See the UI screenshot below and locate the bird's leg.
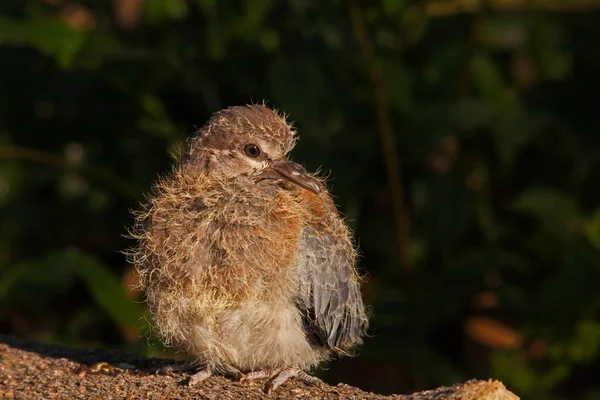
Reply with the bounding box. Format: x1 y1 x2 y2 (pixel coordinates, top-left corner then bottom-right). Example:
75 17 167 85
188 367 212 386
266 369 322 393
240 368 280 382
188 364 243 386
156 362 199 376
242 368 323 393
219 364 244 380
156 362 242 386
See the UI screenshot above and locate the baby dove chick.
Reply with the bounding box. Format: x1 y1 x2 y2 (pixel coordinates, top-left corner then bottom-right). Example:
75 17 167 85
131 104 369 393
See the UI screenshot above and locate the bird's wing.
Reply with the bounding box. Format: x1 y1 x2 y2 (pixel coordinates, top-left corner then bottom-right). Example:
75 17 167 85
296 194 368 350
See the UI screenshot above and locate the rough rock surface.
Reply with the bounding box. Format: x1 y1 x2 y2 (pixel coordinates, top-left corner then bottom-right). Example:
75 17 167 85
0 335 518 399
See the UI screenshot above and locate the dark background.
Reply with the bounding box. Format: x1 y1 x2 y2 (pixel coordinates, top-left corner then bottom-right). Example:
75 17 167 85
1 1 600 399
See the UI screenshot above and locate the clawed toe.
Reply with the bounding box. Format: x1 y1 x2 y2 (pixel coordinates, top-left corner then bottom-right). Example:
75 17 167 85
241 368 322 393
265 368 322 394
188 368 212 386
294 371 323 388
187 364 243 386
220 364 244 381
157 363 320 393
156 362 198 376
240 368 279 382
156 363 243 387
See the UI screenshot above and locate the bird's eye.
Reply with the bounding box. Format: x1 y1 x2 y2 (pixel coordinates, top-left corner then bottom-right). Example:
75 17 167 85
244 144 261 158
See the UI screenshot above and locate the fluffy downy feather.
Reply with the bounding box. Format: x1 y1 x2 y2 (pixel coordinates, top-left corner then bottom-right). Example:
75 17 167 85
129 104 368 380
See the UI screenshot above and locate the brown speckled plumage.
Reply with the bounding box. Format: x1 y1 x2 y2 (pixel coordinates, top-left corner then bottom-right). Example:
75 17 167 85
130 104 368 392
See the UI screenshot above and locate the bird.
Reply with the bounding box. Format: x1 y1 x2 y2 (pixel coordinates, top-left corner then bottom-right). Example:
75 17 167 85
130 104 369 393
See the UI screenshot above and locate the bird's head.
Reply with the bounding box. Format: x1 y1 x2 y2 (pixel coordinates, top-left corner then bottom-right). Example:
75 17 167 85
184 104 321 194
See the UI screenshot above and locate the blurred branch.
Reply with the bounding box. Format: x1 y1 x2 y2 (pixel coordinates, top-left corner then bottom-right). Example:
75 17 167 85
426 0 600 16
348 2 413 272
0 145 139 201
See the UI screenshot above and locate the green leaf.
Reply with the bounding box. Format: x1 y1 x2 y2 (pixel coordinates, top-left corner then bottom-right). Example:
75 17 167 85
0 253 77 308
145 0 188 22
138 94 184 142
382 0 405 15
191 0 217 14
470 54 505 102
259 29 279 51
584 207 600 250
402 6 427 44
491 351 539 396
529 16 572 81
0 248 141 332
568 319 600 363
491 103 548 171
74 249 142 331
242 0 274 28
510 187 581 238
0 15 86 67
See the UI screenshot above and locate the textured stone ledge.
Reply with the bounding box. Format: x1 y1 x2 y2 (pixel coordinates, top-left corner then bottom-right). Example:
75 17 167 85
0 335 518 399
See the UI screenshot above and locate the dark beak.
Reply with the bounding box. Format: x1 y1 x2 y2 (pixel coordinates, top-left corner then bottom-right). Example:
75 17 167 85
271 161 321 194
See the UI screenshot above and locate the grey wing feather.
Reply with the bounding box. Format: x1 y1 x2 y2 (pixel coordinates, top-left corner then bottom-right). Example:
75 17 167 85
297 225 368 350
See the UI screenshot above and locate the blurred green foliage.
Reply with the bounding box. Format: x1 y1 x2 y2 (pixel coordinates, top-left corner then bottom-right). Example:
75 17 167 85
1 0 600 398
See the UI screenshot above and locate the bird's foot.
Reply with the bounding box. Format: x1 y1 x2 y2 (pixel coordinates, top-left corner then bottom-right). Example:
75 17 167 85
241 368 323 394
188 364 243 386
156 361 198 376
188 367 212 386
156 362 242 386
239 368 279 381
